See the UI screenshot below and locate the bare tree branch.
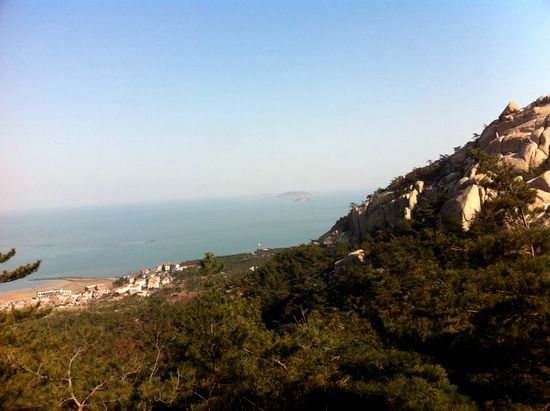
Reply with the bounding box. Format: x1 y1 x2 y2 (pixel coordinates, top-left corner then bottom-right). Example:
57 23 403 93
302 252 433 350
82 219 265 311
66 347 84 410
15 362 47 380
271 358 288 372
148 329 163 382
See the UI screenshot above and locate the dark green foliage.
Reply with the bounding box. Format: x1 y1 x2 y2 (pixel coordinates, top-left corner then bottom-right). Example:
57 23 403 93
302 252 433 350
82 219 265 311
245 244 339 327
471 149 537 230
0 249 16 264
0 248 40 283
388 158 446 195
1 154 549 409
199 251 225 277
112 276 130 286
2 220 549 410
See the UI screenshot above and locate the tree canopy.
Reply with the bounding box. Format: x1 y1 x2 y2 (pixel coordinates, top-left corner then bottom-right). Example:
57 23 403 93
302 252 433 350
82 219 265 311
0 153 549 409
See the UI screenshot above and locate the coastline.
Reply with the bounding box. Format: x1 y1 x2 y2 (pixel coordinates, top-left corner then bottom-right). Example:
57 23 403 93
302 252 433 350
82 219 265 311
27 276 113 282
0 277 116 303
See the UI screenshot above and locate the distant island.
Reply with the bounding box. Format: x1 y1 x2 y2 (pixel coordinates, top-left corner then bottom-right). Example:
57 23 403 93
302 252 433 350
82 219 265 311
277 191 313 202
2 97 550 410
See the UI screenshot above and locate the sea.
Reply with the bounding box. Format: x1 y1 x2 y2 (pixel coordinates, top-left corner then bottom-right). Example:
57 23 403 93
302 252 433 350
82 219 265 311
0 191 366 292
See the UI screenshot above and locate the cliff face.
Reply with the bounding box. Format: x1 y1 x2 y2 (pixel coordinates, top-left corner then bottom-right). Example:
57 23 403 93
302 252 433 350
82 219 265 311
320 95 550 244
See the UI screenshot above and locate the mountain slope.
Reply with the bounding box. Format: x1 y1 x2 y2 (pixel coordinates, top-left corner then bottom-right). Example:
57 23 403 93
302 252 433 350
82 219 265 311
320 95 550 244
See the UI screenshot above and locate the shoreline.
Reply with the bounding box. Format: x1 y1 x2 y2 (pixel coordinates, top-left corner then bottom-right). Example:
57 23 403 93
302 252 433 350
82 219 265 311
0 277 117 303
27 276 114 282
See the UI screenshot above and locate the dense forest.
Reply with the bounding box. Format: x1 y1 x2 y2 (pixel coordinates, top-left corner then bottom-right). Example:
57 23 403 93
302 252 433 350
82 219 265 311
1 157 549 410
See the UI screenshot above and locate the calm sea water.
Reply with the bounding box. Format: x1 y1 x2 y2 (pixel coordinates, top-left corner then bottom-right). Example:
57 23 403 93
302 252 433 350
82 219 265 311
0 191 365 291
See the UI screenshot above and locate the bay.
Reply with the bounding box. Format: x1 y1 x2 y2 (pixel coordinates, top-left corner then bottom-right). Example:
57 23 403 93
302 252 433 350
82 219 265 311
0 191 365 292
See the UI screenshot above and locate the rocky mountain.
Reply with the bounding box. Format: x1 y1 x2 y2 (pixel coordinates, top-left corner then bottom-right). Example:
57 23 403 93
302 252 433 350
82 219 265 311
320 95 550 244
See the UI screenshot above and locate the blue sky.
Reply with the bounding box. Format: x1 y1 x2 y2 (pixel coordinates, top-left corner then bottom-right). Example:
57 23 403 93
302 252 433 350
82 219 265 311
2 1 550 211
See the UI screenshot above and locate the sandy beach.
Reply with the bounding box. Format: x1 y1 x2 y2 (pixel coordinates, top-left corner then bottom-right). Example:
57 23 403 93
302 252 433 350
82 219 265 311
0 278 116 302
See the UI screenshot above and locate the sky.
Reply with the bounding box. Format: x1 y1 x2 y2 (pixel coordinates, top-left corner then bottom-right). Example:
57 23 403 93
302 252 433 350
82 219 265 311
1 1 550 211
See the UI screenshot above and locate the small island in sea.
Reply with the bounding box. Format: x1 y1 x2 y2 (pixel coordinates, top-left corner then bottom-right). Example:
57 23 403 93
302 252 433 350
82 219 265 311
277 191 313 202
2 1 549 409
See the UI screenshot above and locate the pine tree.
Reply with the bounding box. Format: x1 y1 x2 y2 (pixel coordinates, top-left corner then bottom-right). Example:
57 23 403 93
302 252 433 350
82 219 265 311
471 148 544 257
199 251 225 277
0 249 40 283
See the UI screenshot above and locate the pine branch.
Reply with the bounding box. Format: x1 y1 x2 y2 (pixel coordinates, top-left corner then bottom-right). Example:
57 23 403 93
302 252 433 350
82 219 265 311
0 260 41 283
0 248 16 263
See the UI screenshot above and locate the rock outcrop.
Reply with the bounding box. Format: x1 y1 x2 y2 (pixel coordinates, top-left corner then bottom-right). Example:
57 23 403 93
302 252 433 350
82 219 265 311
334 249 366 273
320 95 550 244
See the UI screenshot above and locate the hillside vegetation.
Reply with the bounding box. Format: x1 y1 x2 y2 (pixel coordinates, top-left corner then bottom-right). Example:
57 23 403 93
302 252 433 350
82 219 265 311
1 156 550 410
321 96 550 243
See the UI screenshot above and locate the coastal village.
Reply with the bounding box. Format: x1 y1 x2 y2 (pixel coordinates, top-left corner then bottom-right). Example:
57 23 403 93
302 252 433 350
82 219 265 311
0 262 196 311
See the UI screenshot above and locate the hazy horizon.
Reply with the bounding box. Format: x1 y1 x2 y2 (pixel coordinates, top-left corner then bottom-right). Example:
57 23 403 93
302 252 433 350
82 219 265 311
0 187 369 215
2 1 550 211
0 190 364 292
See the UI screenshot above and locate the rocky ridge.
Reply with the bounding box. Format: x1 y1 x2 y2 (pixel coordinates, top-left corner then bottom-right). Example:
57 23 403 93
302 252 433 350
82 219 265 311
320 95 550 244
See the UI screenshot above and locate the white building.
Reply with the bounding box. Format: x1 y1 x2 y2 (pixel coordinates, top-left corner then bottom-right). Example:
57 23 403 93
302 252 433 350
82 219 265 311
135 278 147 288
113 285 130 295
37 289 72 299
127 284 143 295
